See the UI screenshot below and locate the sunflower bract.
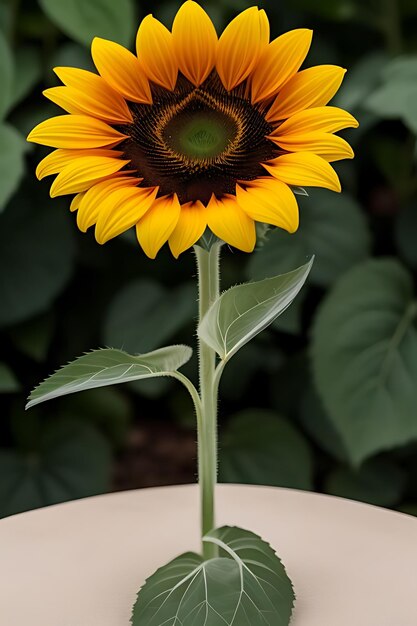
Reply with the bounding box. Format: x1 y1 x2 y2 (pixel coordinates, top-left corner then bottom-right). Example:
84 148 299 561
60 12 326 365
27 0 357 259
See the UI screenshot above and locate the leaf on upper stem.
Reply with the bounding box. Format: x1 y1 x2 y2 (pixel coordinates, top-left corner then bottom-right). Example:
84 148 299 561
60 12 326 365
198 258 313 361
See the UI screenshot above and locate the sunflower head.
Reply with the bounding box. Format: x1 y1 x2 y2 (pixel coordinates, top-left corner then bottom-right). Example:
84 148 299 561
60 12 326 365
27 1 357 259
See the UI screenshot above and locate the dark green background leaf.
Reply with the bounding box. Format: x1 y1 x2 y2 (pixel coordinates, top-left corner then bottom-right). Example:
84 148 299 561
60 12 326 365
104 280 196 354
6 46 42 114
0 29 13 119
220 409 313 489
0 123 28 211
325 459 406 506
312 259 417 465
0 363 20 393
39 0 136 47
62 387 132 448
0 419 111 518
298 383 348 462
0 198 75 327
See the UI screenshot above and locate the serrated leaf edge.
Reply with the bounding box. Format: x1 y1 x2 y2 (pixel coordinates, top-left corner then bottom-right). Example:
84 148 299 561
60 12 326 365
26 344 192 409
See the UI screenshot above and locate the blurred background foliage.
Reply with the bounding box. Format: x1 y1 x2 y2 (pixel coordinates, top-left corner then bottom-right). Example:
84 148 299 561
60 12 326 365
1 0 417 518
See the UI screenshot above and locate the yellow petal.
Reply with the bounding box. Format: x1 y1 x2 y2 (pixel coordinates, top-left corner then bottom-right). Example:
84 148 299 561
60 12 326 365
27 115 127 149
51 67 132 123
50 156 129 197
36 148 123 180
206 195 256 252
136 195 181 258
269 131 354 162
95 186 158 244
43 86 132 124
251 29 313 104
217 8 268 91
263 152 341 192
266 65 347 122
168 201 207 258
236 178 299 232
136 15 178 90
77 176 140 232
274 106 359 135
258 10 270 46
172 0 217 86
70 192 84 212
91 37 152 103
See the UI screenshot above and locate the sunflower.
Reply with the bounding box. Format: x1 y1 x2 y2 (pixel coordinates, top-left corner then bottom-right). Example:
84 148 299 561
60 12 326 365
27 1 357 258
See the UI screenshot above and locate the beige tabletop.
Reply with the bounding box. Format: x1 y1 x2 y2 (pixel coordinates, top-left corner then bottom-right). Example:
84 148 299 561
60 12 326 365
0 484 416 626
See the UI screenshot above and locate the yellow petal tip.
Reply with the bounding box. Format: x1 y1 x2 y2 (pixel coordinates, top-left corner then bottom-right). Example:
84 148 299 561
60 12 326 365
26 128 37 143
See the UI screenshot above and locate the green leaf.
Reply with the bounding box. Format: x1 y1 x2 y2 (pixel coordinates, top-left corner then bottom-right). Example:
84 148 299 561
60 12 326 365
312 258 417 465
199 259 313 361
26 345 193 408
0 419 111 518
62 387 132 447
6 46 42 114
0 123 28 211
365 81 417 132
270 352 310 419
298 384 348 462
333 52 388 112
382 56 417 82
0 199 75 327
248 190 370 288
39 0 136 47
332 52 387 140
364 57 417 133
325 459 406 507
0 29 13 119
0 1 13 35
132 526 294 626
220 410 313 489
220 340 284 402
104 280 196 354
0 362 20 393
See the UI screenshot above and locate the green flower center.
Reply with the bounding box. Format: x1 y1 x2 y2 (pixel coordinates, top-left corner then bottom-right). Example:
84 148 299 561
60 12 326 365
164 110 237 160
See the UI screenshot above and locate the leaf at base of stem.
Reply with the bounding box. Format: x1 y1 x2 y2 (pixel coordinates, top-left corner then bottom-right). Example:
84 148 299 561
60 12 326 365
131 525 295 626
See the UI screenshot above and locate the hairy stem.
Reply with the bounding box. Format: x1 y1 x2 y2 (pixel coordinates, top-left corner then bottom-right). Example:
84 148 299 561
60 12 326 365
194 242 221 559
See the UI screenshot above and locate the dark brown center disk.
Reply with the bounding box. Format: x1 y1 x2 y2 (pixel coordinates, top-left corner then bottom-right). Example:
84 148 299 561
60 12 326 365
118 71 278 204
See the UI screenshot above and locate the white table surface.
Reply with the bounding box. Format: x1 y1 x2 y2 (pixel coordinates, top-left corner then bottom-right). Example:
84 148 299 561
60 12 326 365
0 484 416 626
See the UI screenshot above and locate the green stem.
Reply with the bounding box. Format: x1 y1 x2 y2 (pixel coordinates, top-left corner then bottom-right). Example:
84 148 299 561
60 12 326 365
194 242 221 560
171 372 203 420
